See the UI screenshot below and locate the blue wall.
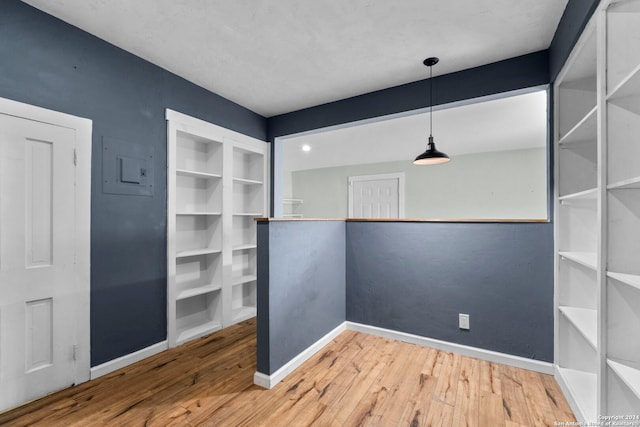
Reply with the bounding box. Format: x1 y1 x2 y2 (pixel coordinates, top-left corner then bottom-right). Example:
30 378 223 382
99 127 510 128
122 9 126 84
346 221 554 361
0 0 266 366
257 219 554 372
257 221 346 375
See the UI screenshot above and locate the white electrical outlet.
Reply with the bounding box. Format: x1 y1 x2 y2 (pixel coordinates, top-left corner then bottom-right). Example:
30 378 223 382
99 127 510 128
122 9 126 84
459 313 470 330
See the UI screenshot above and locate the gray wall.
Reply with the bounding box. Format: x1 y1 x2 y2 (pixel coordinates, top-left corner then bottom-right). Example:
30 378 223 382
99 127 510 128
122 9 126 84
0 0 266 366
257 221 346 374
291 148 547 219
346 221 554 361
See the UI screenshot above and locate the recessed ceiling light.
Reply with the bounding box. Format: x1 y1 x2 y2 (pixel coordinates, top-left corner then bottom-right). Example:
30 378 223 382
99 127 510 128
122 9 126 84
302 144 311 152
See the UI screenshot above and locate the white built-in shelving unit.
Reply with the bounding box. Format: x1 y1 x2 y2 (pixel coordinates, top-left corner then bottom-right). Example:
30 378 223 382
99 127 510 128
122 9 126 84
555 0 640 420
605 0 640 415
229 144 266 324
166 109 268 347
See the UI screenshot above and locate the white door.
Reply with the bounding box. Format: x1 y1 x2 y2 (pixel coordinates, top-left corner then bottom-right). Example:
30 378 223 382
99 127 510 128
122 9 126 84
0 111 89 411
348 173 405 218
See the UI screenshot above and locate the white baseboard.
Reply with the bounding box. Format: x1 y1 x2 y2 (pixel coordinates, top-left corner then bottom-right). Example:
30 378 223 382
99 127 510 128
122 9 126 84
252 371 273 389
346 322 554 375
253 322 347 389
90 340 168 380
254 321 553 389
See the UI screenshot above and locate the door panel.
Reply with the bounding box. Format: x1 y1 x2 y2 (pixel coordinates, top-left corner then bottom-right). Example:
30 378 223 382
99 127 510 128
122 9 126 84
349 174 404 218
26 140 54 267
0 114 78 411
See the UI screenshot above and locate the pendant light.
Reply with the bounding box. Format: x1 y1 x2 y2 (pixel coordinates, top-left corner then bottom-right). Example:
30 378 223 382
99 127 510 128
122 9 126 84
413 57 451 165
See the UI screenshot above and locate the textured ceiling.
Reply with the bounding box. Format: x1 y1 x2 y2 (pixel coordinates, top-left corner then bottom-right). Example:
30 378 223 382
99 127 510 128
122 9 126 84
23 0 567 117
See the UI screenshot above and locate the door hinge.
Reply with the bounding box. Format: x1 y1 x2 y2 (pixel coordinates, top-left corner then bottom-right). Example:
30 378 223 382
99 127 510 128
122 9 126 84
72 345 78 361
73 149 77 166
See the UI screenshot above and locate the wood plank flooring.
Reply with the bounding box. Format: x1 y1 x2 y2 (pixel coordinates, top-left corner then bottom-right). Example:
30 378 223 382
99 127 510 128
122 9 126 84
0 319 576 426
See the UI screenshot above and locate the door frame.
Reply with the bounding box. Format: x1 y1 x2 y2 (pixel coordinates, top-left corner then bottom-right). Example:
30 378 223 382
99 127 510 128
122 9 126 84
0 97 92 385
348 172 406 218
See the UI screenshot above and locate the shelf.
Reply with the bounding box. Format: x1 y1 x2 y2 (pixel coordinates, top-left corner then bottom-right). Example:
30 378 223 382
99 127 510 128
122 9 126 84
232 279 256 324
283 214 304 218
233 244 257 251
233 177 263 185
175 254 220 299
607 190 640 274
557 367 597 423
607 359 640 401
560 22 596 85
176 173 222 213
283 198 303 204
559 106 598 146
558 188 598 201
176 169 221 180
176 215 221 257
175 130 222 176
607 271 640 291
176 284 221 301
559 252 597 270
233 179 263 215
608 64 640 101
233 146 264 186
233 275 257 286
176 248 222 258
176 320 222 344
608 273 640 364
559 306 598 349
558 260 597 310
607 98 640 184
607 176 640 190
176 211 222 216
232 306 256 323
232 250 256 282
607 0 640 95
233 212 263 217
175 289 222 344
557 138 597 197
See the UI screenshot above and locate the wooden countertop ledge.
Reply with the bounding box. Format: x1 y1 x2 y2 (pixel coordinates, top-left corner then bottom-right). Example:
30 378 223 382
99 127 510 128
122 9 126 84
255 218 549 223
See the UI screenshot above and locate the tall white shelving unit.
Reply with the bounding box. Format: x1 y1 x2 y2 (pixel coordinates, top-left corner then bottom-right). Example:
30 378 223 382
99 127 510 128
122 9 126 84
555 0 640 420
555 16 600 422
228 141 266 324
604 0 640 416
166 109 268 347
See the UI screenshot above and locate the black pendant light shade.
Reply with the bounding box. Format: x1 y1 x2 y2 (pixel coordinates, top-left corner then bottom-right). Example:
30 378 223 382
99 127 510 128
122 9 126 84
413 57 451 165
414 136 450 165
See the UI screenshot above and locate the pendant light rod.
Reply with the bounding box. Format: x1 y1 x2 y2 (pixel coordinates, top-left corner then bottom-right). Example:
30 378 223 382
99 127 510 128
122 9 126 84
413 56 450 166
424 57 438 137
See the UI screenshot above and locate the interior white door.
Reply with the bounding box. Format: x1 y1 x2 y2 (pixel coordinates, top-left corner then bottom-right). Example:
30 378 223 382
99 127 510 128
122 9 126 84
0 114 81 411
348 173 405 218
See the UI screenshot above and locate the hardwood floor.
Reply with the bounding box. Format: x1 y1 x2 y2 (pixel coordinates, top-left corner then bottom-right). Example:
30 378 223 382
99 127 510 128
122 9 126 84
0 319 576 426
